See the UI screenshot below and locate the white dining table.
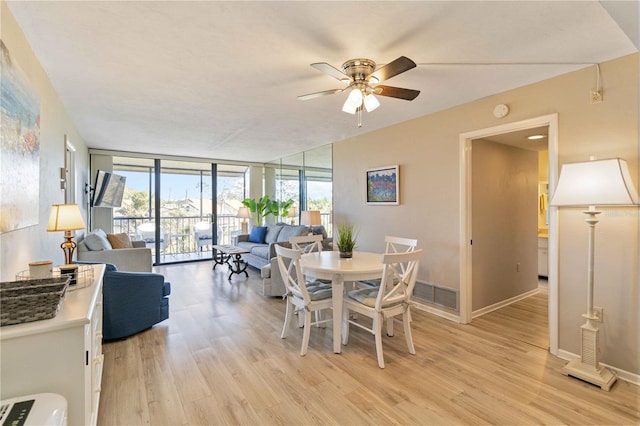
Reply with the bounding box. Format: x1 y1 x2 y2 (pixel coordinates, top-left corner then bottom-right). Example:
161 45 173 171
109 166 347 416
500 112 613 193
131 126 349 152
300 250 384 353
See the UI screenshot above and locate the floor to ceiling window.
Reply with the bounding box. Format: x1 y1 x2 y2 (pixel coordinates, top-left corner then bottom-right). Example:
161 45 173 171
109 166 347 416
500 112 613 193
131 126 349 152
110 156 249 265
217 164 249 244
304 145 333 235
268 144 332 233
158 160 214 263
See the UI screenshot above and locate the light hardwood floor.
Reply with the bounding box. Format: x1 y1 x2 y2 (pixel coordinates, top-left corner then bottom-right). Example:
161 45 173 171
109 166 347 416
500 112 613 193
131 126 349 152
98 262 639 425
470 284 548 350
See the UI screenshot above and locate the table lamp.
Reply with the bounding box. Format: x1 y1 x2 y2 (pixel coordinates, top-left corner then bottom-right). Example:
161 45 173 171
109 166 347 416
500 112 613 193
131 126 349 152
301 210 321 234
287 206 298 225
47 203 86 265
300 210 321 226
236 206 251 234
550 157 638 391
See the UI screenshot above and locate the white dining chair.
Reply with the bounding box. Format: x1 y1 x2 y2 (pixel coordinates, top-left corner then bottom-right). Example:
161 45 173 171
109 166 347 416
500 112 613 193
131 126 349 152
276 244 333 356
342 249 423 368
289 234 328 327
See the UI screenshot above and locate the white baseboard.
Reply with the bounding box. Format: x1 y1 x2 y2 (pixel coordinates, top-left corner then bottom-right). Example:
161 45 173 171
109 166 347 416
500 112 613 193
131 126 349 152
413 301 461 323
471 288 539 319
557 349 640 386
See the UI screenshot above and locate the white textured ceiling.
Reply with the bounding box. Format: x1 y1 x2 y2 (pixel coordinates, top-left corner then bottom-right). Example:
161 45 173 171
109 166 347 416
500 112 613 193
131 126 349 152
5 1 637 163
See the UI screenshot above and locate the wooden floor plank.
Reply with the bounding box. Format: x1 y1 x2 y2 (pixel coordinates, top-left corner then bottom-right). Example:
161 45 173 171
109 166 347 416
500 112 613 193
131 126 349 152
97 262 639 425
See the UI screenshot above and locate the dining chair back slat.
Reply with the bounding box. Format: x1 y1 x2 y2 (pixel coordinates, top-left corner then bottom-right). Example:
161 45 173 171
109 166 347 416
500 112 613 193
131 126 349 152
358 235 418 289
290 234 324 254
384 235 418 254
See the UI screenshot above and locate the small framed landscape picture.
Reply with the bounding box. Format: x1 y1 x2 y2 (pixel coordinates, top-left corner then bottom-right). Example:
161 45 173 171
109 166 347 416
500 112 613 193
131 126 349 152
366 165 399 205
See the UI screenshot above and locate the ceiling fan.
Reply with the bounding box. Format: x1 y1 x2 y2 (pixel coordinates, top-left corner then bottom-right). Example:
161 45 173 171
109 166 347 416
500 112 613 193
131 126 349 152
298 56 420 126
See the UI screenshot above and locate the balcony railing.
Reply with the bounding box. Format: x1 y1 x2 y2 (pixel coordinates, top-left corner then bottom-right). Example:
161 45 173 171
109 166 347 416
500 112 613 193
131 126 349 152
113 213 332 259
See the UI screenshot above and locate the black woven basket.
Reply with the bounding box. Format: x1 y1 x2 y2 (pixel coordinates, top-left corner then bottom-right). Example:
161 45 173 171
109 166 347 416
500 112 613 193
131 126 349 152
0 276 70 326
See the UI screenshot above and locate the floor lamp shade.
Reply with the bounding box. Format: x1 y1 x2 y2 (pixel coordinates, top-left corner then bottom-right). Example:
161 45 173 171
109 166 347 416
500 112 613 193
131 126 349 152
551 158 638 391
47 204 86 265
550 158 638 206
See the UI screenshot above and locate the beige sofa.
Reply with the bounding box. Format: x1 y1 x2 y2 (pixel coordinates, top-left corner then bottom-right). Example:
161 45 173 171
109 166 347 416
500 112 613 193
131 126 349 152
77 229 152 272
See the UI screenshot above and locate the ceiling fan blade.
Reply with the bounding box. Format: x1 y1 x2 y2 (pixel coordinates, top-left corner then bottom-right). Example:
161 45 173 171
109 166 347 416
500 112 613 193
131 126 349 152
374 85 420 101
370 56 417 82
311 62 350 81
297 88 344 101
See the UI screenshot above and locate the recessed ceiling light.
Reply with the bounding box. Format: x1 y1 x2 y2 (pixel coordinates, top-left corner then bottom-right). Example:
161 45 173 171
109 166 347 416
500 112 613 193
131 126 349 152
527 134 546 140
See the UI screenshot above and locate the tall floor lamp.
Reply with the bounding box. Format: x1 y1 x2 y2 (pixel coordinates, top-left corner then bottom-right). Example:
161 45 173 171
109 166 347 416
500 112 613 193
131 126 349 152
550 158 638 391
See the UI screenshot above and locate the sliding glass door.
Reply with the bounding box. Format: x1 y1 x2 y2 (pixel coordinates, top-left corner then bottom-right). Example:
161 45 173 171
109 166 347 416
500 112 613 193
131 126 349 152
158 160 215 263
112 156 250 265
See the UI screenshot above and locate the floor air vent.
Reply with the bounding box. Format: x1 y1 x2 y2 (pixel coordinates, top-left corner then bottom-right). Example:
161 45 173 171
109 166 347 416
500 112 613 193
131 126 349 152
413 281 458 312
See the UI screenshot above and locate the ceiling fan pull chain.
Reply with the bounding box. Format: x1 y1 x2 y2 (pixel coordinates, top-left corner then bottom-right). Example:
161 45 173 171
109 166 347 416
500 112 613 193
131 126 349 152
357 107 363 128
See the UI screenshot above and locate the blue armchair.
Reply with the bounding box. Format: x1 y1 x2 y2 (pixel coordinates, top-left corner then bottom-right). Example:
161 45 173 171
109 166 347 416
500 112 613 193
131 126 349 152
102 263 170 340
76 262 171 340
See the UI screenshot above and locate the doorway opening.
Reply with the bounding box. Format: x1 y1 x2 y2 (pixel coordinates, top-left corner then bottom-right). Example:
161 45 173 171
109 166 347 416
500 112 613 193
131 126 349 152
459 114 559 355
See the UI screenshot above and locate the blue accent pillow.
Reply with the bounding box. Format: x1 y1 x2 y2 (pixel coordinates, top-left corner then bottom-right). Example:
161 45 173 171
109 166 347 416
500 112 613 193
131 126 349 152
248 226 268 244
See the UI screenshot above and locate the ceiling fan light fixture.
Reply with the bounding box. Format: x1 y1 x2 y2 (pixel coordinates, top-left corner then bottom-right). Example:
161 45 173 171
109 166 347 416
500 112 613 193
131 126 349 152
342 88 363 114
364 93 380 112
301 56 419 124
342 100 357 114
347 88 363 106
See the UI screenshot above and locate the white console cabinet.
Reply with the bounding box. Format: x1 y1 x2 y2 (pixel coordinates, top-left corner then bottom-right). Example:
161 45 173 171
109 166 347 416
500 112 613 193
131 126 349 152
1 264 105 426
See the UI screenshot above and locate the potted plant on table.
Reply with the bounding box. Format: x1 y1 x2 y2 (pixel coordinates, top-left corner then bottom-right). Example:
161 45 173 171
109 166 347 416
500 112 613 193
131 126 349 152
336 223 357 259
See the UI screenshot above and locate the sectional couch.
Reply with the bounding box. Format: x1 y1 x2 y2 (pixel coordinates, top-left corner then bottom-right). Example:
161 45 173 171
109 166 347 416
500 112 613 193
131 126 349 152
236 223 331 296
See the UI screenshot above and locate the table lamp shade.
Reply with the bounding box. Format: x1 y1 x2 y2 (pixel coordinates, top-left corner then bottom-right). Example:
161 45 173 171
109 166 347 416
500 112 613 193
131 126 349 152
300 210 321 226
550 158 639 206
236 207 252 219
236 206 251 234
287 207 298 217
47 204 86 231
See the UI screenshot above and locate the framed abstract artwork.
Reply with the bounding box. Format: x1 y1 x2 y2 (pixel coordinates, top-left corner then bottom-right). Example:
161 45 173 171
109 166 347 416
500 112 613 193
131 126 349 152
366 165 399 205
0 40 41 233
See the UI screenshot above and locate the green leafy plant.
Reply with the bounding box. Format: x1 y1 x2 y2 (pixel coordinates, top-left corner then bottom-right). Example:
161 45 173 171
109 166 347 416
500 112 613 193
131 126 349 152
280 199 295 217
242 196 295 226
242 196 271 226
336 223 357 253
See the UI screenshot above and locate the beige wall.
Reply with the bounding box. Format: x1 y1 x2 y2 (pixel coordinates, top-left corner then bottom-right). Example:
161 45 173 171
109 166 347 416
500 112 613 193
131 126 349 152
1 2 90 280
333 53 639 374
471 139 538 311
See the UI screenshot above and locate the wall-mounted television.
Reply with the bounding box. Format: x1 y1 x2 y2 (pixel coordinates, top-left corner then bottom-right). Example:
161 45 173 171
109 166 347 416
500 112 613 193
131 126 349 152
92 170 126 208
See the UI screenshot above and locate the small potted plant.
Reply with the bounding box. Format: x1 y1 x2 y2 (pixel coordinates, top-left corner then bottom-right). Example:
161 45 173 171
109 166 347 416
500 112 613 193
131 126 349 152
336 223 357 259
